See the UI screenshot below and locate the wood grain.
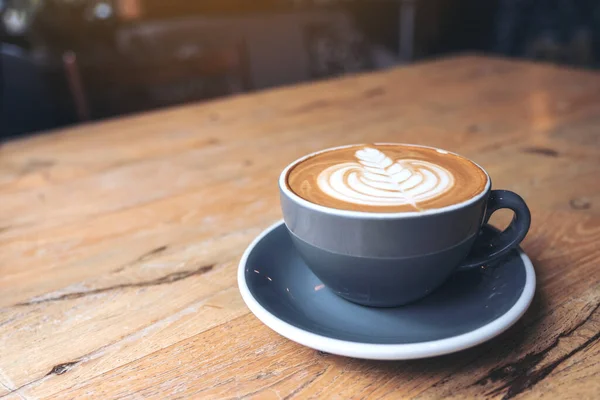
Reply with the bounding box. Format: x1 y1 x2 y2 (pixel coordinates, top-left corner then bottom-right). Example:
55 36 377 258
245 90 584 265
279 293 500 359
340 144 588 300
1 55 599 399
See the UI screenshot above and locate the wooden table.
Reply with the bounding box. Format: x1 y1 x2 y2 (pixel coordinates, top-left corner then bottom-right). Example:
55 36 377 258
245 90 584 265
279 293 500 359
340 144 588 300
1 55 599 399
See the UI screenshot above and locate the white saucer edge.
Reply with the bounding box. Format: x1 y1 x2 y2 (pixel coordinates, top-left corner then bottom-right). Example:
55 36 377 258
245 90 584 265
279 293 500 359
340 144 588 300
237 220 536 360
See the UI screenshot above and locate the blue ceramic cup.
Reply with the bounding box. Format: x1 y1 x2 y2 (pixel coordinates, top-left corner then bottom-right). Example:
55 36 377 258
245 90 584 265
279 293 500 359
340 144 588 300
279 145 531 307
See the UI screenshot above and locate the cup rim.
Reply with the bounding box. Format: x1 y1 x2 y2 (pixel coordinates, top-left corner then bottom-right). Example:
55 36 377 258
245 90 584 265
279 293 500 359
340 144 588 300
279 143 491 219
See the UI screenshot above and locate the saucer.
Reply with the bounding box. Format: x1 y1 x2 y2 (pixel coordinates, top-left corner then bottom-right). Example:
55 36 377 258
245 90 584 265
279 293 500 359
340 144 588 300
238 221 536 360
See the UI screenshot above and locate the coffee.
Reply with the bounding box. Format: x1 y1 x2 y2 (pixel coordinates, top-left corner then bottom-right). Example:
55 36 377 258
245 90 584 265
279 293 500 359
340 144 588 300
286 144 488 213
280 143 530 306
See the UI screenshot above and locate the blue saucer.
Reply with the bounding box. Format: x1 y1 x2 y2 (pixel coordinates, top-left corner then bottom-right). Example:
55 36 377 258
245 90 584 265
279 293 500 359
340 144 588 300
238 221 535 360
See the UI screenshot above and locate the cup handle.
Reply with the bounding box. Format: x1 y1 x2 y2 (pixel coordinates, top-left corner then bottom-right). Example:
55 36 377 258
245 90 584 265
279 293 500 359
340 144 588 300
457 190 531 271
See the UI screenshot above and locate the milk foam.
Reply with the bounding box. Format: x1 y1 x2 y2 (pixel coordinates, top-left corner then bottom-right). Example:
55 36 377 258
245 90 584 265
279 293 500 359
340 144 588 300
317 147 454 208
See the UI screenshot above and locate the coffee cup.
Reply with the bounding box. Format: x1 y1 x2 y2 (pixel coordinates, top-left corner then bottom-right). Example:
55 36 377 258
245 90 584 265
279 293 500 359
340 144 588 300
279 143 531 307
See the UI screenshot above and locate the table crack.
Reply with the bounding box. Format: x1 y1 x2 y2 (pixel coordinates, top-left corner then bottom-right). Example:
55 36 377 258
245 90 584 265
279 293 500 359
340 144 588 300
13 264 214 307
473 302 599 399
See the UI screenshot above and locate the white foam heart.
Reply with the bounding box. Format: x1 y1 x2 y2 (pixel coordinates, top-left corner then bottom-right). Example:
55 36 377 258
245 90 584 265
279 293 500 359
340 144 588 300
316 147 454 209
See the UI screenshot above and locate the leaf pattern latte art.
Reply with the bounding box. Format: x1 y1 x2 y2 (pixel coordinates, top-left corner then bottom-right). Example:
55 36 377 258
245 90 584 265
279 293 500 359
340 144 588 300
316 147 454 208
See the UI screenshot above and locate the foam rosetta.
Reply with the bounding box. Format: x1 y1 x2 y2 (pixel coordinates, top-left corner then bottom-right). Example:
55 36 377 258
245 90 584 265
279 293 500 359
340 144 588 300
316 147 454 208
286 144 488 213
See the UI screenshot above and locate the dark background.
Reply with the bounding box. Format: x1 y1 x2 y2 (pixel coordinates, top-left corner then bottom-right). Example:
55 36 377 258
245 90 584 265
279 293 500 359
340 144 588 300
2 0 599 138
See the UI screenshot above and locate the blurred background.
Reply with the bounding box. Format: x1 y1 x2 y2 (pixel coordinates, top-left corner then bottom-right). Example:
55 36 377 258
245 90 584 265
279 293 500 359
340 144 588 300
1 0 599 138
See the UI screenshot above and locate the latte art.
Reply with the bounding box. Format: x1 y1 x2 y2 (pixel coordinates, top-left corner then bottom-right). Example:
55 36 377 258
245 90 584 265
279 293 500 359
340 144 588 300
286 144 488 213
317 148 454 209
